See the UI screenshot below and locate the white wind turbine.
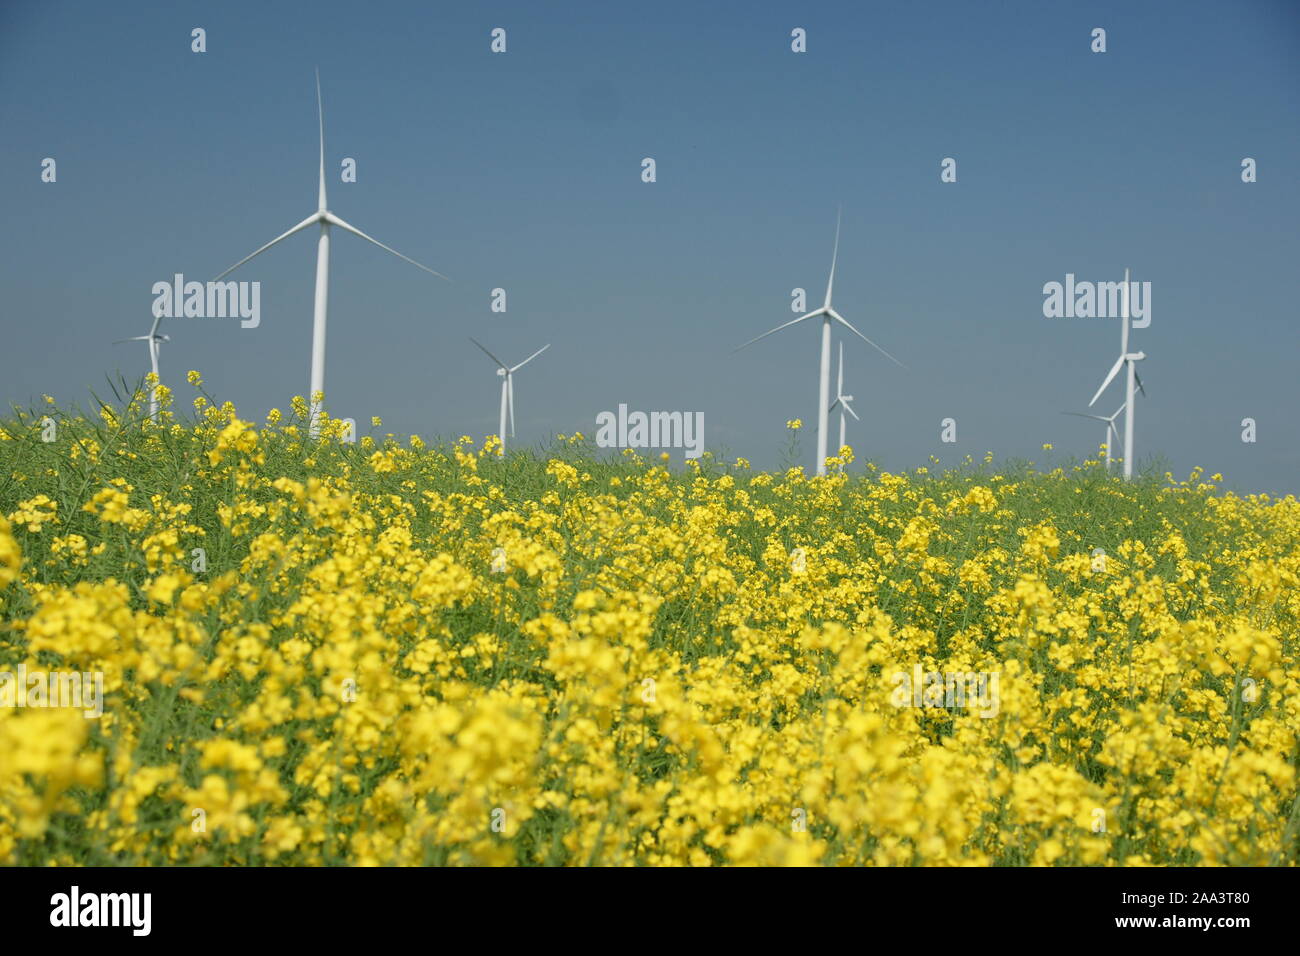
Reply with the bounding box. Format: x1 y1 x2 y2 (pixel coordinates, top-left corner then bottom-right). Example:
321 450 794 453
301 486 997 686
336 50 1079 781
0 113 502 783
829 342 859 456
470 338 550 454
1062 402 1126 472
213 69 448 437
735 210 906 476
1087 267 1146 479
114 313 169 420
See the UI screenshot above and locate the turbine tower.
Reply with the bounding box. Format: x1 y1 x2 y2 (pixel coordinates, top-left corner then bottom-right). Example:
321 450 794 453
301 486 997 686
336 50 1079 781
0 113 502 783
1088 267 1146 479
1062 402 1126 472
114 314 170 420
213 69 448 437
470 338 550 454
735 210 905 475
829 342 859 456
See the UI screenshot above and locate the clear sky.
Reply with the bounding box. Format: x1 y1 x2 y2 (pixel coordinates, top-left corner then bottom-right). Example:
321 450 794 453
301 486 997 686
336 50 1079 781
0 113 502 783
2 0 1297 493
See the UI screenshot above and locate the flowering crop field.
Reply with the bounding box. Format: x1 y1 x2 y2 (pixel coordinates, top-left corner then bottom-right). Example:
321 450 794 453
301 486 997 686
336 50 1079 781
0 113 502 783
1 386 1298 866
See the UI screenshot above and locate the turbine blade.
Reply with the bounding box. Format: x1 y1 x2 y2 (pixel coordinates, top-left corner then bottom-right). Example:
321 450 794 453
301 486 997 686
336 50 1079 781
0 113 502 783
510 343 550 372
1062 411 1108 422
214 212 321 280
324 213 450 280
1111 402 1127 420
829 309 907 370
469 337 507 369
316 67 327 211
1134 369 1146 396
1088 355 1126 407
843 400 860 421
149 313 163 338
734 309 823 352
824 207 842 308
114 336 150 344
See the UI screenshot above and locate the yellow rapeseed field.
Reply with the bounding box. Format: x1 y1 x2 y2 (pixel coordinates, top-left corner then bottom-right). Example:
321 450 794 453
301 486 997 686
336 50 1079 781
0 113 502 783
1 382 1297 866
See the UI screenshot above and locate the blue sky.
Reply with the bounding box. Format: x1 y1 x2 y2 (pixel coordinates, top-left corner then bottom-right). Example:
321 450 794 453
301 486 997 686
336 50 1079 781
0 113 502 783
2 0 1298 493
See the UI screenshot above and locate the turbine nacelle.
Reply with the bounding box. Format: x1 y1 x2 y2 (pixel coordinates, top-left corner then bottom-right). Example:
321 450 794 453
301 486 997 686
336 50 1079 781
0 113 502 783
1063 401 1126 426
734 306 907 371
733 211 907 370
116 334 169 344
831 395 860 421
830 342 859 420
1088 352 1148 407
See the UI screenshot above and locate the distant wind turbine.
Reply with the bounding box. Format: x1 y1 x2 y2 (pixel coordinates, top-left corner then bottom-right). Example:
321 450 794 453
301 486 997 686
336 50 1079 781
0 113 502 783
212 69 449 436
735 209 906 476
1087 267 1146 479
1062 402 1126 472
470 338 550 454
829 342 859 456
114 314 169 420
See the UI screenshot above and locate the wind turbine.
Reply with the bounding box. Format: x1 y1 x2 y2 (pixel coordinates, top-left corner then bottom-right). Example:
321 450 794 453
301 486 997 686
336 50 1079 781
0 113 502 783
1062 402 1126 472
735 210 905 476
114 314 169 420
470 338 550 454
212 69 448 437
1087 267 1146 479
829 342 859 456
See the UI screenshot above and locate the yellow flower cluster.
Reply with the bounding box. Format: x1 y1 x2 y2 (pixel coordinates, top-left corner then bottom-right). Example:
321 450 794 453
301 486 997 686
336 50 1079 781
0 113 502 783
0 516 21 591
1 394 1298 866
